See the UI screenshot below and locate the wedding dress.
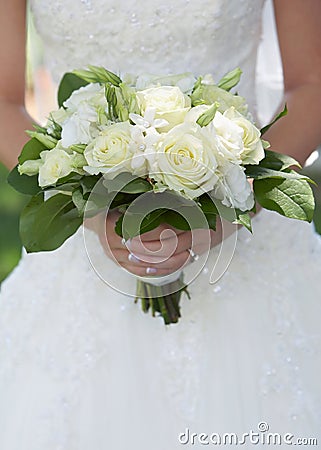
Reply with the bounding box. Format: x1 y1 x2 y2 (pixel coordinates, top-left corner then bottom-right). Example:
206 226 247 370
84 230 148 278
0 0 320 448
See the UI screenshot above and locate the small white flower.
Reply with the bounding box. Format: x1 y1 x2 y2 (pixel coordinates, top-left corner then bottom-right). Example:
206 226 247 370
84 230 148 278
129 107 168 132
129 125 160 176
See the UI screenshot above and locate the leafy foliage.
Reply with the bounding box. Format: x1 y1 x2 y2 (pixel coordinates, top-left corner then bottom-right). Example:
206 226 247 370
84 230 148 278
58 73 88 108
20 193 82 252
254 178 315 222
8 166 41 195
260 104 288 135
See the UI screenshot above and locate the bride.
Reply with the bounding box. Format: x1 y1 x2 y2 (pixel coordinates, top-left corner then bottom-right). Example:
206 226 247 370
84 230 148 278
0 0 321 448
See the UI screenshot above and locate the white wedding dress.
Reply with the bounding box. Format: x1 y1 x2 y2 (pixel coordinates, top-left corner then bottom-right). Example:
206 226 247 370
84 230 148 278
0 1 321 448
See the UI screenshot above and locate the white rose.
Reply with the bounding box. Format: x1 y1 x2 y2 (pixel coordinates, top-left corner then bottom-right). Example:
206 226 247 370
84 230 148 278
38 146 84 187
151 123 218 199
18 159 43 176
212 111 244 163
213 163 254 211
64 83 106 110
61 108 99 148
60 83 108 147
224 107 264 164
136 86 191 131
84 122 132 177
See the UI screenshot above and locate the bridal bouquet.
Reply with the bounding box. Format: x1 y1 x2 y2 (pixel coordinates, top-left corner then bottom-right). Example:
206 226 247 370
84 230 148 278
9 66 315 324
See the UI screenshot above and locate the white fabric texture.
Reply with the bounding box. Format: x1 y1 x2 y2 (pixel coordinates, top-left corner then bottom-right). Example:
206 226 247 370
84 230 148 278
0 1 321 448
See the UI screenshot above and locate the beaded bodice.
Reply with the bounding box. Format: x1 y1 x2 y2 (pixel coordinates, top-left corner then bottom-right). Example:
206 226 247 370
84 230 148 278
29 0 266 111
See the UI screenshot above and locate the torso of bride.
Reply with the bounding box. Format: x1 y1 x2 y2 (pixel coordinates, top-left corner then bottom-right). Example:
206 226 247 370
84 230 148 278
29 0 266 113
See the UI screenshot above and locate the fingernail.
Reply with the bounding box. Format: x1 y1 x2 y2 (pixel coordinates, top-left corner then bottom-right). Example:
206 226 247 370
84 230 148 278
146 267 157 275
128 253 141 263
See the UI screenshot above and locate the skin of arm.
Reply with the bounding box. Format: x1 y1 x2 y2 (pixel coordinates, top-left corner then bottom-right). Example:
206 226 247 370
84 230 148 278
0 0 34 170
265 0 321 164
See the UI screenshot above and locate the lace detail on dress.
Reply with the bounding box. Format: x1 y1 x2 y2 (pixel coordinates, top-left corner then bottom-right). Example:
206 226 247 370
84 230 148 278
29 0 265 111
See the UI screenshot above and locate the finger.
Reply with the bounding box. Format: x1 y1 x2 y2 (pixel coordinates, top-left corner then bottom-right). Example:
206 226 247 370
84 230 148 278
120 263 179 277
111 245 192 273
127 227 215 261
127 230 191 259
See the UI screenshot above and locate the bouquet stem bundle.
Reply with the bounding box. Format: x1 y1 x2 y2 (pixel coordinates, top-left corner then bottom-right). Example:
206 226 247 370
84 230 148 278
135 274 190 324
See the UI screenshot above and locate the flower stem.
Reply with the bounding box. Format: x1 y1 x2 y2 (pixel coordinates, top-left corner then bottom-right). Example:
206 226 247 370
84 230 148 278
135 274 189 325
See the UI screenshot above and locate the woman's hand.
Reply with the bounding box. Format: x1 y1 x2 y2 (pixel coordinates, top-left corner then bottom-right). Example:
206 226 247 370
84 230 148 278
86 209 238 277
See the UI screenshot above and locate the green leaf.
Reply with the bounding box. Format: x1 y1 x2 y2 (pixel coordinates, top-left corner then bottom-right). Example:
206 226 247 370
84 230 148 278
260 104 288 135
72 187 86 215
198 194 218 230
103 173 152 194
20 193 83 252
18 138 47 164
198 194 219 215
80 175 101 194
162 210 191 231
7 165 40 195
19 193 45 247
115 208 168 239
57 73 88 108
258 149 301 171
245 165 312 182
110 192 138 209
234 211 252 232
254 178 315 222
114 213 125 237
196 102 219 127
217 68 242 91
55 172 83 186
